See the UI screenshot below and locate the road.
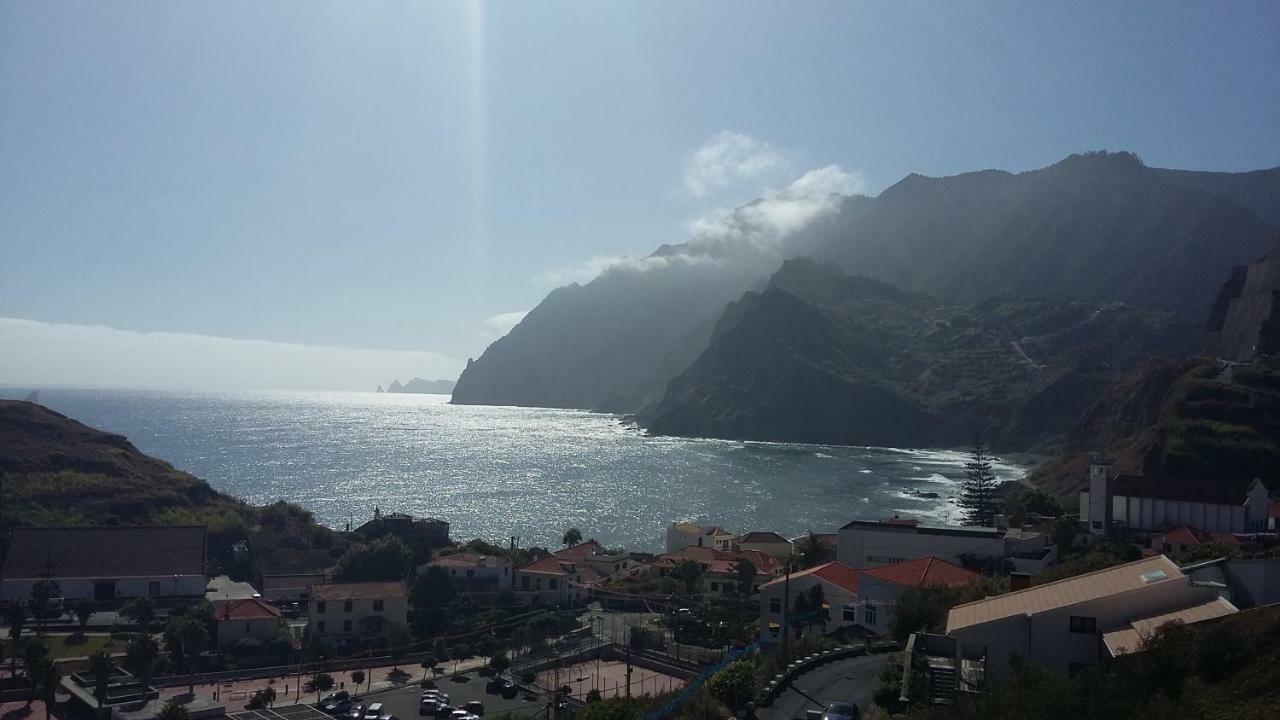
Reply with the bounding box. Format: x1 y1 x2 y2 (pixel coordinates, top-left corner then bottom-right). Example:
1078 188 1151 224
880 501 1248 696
759 654 890 720
369 671 553 720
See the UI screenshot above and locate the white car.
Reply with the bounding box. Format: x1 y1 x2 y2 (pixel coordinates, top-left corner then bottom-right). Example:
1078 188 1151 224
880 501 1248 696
363 703 385 720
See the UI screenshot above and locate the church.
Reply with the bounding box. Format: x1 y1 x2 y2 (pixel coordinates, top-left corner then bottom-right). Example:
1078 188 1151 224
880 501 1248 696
1080 456 1272 535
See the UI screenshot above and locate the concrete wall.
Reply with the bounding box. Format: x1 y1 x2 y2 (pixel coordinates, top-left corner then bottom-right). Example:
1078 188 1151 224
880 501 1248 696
1 575 205 602
837 526 1004 568
423 560 512 592
1113 495 1245 533
1223 558 1280 607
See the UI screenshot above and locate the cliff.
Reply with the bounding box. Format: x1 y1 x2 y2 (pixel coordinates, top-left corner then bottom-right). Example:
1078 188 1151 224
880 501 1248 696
454 152 1279 416
643 258 1197 450
1206 235 1280 362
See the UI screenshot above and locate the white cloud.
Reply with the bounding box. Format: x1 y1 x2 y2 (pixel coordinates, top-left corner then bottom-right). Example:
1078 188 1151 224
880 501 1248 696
683 131 789 199
533 255 626 287
485 311 528 335
0 317 461 392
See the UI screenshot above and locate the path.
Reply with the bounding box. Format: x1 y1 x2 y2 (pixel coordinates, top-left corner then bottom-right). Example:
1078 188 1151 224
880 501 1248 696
759 654 889 720
1010 339 1044 371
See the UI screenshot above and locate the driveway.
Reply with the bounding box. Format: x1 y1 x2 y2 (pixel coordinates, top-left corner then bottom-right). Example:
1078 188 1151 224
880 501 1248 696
759 654 890 720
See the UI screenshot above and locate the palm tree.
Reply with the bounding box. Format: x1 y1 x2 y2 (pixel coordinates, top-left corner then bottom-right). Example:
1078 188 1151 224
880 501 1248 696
35 658 60 720
88 649 114 714
124 635 160 693
562 528 583 547
157 699 190 720
419 654 437 681
169 617 209 696
351 670 365 693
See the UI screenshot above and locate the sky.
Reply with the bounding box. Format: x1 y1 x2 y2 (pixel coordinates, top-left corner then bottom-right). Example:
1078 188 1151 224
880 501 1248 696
2 1 1279 391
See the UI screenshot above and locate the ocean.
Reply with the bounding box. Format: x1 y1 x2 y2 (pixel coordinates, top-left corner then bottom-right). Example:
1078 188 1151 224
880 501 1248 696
4 388 1026 550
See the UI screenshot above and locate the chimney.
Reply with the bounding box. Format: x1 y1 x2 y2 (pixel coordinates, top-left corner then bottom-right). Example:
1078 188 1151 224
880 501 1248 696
1010 572 1031 591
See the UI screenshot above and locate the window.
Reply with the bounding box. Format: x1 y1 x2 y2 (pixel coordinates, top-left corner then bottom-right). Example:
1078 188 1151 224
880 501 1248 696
549 579 558 590
770 598 782 614
521 576 530 590
317 601 327 614
710 582 719 592
842 607 857 622
373 599 384 612
1069 616 1097 634
343 620 352 632
245 623 251 632
535 578 542 590
148 581 161 596
864 605 878 626
467 569 475 578
317 620 326 634
1091 521 1102 529
344 600 353 612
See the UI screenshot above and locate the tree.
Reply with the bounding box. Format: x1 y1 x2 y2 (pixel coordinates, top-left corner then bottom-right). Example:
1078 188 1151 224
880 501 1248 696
577 697 646 720
806 584 827 624
707 659 757 711
672 559 704 596
121 597 156 632
351 669 366 692
124 635 160 692
562 528 583 548
451 643 472 673
3 602 25 676
477 634 498 661
585 688 602 703
419 654 438 680
490 652 510 676
30 579 61 632
333 535 413 582
258 686 277 708
309 673 334 704
388 625 411 670
88 649 113 711
959 436 999 527
800 531 834 568
34 658 60 720
410 566 456 609
24 638 49 681
157 700 191 720
74 600 96 636
733 559 757 598
166 615 209 695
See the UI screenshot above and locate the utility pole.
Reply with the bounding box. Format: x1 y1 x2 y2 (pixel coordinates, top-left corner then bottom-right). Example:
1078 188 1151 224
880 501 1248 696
624 644 632 700
782 555 793 656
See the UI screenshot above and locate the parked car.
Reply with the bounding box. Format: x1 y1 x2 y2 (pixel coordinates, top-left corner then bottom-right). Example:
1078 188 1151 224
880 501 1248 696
419 701 439 716
346 705 365 720
326 700 355 715
822 702 860 720
500 683 517 700
463 702 484 717
433 705 457 719
364 703 385 720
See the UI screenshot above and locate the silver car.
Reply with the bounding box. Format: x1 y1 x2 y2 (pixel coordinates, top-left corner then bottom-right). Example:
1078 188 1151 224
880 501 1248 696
821 702 859 720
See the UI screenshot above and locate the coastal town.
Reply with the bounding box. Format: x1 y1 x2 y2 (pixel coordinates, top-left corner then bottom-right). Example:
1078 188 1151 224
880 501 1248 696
2 449 1279 720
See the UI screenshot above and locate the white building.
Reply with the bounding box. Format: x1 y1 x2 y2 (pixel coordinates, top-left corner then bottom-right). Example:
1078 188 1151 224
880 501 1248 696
1080 456 1271 535
419 551 512 594
665 522 736 553
838 518 1005 569
308 582 408 640
945 555 1232 681
212 598 283 649
0 526 206 602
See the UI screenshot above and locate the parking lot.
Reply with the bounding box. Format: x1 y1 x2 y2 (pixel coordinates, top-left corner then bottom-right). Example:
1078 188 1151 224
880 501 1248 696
334 672 553 720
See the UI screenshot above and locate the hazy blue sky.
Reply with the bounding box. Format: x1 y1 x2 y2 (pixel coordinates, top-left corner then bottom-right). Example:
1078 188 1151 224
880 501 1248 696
2 1 1278 390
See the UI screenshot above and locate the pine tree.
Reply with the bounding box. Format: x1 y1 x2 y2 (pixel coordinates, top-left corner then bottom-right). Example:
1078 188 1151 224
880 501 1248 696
959 436 999 527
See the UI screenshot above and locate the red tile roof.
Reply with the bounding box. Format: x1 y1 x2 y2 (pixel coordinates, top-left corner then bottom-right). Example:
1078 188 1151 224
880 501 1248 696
734 549 783 574
431 551 506 568
653 546 734 567
519 555 569 576
1163 526 1203 546
214 598 281 622
554 541 601 561
861 557 977 587
1207 532 1241 545
760 562 862 593
311 582 407 601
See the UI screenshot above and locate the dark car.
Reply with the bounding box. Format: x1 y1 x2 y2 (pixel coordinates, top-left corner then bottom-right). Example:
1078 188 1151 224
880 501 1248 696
325 700 355 715
821 702 860 720
463 702 484 717
500 682 517 700
433 705 457 719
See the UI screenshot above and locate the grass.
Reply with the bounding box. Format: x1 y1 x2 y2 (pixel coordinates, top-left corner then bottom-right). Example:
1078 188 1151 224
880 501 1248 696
9 633 119 661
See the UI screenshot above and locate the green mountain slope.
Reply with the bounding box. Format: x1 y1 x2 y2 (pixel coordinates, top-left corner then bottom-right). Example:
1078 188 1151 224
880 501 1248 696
0 400 343 575
643 258 1197 449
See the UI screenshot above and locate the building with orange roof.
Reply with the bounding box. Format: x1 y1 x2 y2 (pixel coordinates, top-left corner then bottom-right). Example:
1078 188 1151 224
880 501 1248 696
418 551 512 595
757 557 977 644
307 581 408 640
737 531 794 559
1151 526 1242 557
212 598 282 649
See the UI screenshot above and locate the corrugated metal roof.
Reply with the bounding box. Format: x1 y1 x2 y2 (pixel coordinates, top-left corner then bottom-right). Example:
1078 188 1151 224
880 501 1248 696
1101 596 1238 657
946 555 1183 632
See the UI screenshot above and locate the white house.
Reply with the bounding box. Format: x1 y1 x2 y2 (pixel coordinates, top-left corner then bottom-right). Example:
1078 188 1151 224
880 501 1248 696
212 598 283 649
514 555 586 606
0 526 206 602
1080 456 1271 535
945 555 1232 681
308 582 408 640
665 522 736 553
838 518 1005 569
419 551 512 595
